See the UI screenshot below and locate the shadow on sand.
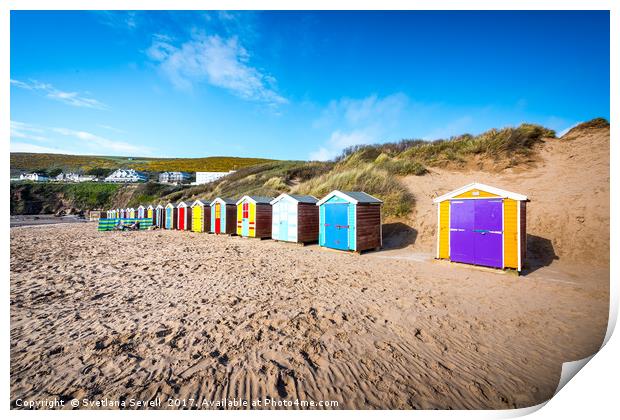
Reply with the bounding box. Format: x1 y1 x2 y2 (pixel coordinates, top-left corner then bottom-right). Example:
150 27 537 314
522 234 559 275
380 222 419 251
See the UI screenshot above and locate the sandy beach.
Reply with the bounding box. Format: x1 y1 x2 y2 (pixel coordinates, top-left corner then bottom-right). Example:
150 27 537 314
10 223 608 409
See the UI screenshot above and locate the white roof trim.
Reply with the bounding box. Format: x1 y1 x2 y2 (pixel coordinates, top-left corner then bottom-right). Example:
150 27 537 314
270 193 318 205
156 204 164 209
137 205 146 209
177 201 189 207
432 182 528 203
191 199 207 207
316 190 382 206
165 202 175 208
210 197 227 206
236 195 256 205
147 204 155 209
270 193 290 205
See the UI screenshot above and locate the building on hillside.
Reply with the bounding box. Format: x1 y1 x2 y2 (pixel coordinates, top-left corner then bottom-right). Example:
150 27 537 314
19 173 49 182
159 171 191 184
104 169 148 183
55 172 97 182
194 170 236 185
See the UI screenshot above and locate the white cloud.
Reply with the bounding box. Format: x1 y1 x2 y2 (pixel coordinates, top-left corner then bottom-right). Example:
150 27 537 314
557 122 581 138
97 11 139 30
421 116 474 140
97 124 127 134
10 142 74 155
10 121 151 156
51 127 142 154
10 121 49 142
10 79 107 109
309 93 408 161
147 34 287 107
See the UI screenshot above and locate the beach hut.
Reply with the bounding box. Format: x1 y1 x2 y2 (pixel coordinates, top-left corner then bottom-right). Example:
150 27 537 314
128 208 136 218
236 196 273 238
156 204 165 228
270 194 319 244
210 198 237 235
147 204 155 222
433 182 528 272
120 208 126 218
165 203 176 229
191 200 211 233
317 191 383 253
176 201 191 230
137 205 146 219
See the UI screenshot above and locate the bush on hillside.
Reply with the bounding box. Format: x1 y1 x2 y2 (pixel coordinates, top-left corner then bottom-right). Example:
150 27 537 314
294 164 414 218
378 159 427 176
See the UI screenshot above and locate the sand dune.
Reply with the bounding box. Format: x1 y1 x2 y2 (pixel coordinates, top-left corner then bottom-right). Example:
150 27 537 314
402 125 610 268
10 224 608 409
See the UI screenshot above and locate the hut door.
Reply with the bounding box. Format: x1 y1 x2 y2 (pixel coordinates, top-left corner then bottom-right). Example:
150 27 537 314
192 207 202 232
179 208 185 230
449 200 475 265
215 203 221 233
279 201 289 241
325 204 349 250
450 199 503 269
473 199 503 268
242 202 250 236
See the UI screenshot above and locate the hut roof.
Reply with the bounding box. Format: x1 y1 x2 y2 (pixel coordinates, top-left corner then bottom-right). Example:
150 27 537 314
432 182 528 203
270 194 319 205
137 204 146 209
211 197 237 206
191 199 210 207
316 190 383 206
236 195 274 205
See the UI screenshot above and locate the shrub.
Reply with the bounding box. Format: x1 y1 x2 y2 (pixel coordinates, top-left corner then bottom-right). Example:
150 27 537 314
378 159 427 176
295 164 414 218
263 177 288 191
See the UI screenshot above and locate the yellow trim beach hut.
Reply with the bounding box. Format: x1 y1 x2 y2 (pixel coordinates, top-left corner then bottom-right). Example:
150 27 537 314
236 196 273 238
433 182 527 272
191 199 211 232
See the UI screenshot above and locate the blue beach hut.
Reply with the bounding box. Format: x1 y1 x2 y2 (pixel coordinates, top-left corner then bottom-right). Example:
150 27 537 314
317 191 383 252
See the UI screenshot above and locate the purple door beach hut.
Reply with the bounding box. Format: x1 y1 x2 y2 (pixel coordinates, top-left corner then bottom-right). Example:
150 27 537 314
433 182 528 272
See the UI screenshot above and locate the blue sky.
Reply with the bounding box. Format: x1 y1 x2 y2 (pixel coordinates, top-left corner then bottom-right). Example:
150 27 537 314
10 10 610 161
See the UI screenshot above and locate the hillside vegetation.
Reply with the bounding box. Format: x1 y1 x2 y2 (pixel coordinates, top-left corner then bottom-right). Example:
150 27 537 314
163 122 562 218
10 182 183 215
10 153 274 176
12 119 608 218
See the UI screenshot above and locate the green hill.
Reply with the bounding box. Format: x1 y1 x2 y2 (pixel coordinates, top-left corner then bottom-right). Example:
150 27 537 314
10 153 274 176
11 119 608 218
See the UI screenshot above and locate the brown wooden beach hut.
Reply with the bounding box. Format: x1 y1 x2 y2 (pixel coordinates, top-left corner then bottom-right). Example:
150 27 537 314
210 198 237 235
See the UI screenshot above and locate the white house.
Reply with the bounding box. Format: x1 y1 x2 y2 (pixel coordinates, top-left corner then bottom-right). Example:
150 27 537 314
104 169 148 183
55 172 97 182
20 173 49 182
194 170 236 185
159 171 191 184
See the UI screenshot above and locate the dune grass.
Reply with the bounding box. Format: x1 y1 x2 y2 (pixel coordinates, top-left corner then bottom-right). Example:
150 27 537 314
337 123 556 170
294 164 414 217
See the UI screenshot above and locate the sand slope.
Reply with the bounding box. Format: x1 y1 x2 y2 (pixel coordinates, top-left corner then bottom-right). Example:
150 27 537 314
10 225 608 409
400 126 610 268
